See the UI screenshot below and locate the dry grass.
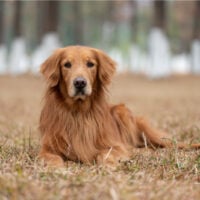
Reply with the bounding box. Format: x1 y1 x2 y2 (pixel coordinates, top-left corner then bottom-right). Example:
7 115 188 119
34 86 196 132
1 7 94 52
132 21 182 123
0 74 200 200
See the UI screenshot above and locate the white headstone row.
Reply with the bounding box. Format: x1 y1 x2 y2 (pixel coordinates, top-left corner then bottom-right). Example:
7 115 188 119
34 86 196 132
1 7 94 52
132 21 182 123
0 32 61 75
0 29 200 78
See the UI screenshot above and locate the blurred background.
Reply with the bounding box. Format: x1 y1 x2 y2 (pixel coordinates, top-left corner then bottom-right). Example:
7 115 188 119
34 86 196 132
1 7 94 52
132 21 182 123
0 0 200 78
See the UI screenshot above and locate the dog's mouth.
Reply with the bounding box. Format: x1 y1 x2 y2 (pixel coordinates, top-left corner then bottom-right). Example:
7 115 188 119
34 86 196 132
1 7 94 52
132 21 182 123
74 89 87 101
75 89 85 96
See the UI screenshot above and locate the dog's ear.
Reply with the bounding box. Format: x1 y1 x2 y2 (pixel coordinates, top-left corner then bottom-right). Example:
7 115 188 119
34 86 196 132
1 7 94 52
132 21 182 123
40 49 63 87
94 49 116 85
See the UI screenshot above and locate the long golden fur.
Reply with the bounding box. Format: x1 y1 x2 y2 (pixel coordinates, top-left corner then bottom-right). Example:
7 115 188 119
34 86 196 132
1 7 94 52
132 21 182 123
39 46 200 167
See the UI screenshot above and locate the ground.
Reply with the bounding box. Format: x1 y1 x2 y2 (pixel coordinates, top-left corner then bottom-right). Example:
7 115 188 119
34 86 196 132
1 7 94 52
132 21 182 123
0 74 200 200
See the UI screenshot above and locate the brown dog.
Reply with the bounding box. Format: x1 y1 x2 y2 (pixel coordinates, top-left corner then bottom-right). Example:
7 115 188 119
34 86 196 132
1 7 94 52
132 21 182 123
39 46 200 167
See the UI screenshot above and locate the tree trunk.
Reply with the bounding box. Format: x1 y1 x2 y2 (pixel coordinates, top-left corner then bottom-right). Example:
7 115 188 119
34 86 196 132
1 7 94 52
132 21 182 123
191 0 200 74
193 0 200 39
46 1 59 33
38 1 59 42
21 1 38 53
3 1 16 51
59 1 84 45
14 1 22 37
0 1 4 44
154 0 166 30
73 1 84 44
130 0 137 42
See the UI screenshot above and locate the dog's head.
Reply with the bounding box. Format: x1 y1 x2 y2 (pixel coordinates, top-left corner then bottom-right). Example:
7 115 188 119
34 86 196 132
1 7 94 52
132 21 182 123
41 46 116 101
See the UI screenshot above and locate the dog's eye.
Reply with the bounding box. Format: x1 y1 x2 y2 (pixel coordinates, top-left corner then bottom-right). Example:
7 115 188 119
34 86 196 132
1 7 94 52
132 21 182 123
87 61 94 68
64 62 72 68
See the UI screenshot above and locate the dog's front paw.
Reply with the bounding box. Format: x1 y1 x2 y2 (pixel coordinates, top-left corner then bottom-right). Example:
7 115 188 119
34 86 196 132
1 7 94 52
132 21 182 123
39 153 65 168
96 150 129 169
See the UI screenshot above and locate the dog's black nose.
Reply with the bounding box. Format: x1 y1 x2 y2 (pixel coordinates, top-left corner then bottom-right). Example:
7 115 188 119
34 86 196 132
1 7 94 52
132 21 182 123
73 77 87 89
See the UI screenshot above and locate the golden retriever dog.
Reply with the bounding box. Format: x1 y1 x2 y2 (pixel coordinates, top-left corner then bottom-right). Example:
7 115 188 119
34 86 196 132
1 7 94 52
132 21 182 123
39 45 200 167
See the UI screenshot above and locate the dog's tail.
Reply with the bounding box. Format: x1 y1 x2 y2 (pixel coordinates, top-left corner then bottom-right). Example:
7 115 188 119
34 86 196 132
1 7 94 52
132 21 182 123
135 117 200 149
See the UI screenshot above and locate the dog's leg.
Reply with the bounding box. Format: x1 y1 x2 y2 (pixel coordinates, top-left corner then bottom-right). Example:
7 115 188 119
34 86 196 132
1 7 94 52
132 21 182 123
39 149 65 167
136 116 200 149
96 146 130 166
135 116 172 148
111 104 200 149
111 104 143 147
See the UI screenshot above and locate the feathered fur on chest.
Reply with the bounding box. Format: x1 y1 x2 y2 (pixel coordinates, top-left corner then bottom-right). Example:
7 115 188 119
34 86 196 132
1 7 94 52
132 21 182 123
40 93 117 163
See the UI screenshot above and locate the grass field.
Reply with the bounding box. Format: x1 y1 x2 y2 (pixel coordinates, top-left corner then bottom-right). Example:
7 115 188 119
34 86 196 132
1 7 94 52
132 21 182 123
0 74 200 200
